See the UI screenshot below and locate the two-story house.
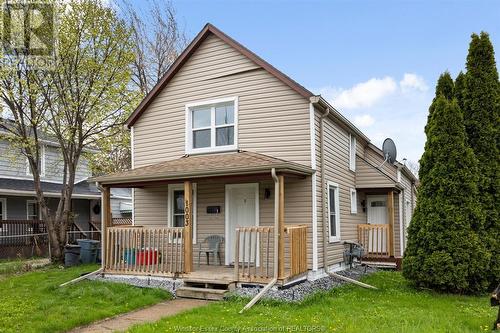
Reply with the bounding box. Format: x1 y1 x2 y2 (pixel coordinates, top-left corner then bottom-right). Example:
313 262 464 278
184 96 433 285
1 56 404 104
93 24 417 292
0 120 132 258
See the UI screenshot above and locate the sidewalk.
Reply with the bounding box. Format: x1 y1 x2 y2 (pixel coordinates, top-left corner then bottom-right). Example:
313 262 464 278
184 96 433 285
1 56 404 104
69 298 209 333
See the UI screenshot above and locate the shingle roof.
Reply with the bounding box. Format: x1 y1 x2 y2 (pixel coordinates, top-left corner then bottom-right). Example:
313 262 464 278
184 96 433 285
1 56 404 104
91 151 313 185
0 177 101 198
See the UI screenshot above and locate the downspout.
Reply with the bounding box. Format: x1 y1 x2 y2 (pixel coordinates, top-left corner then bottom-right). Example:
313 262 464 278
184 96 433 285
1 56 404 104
320 107 330 272
240 168 279 313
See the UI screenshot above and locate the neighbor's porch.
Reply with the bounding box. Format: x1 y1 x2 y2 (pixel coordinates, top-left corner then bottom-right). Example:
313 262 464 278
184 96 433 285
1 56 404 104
95 151 313 285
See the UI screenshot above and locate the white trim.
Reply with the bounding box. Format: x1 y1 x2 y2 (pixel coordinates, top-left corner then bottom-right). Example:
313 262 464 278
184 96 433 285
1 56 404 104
26 199 39 220
0 188 100 199
350 188 357 214
131 188 135 226
399 191 404 256
309 103 318 271
327 181 341 243
26 145 46 177
130 126 135 169
185 96 238 155
0 198 7 220
349 134 356 172
224 183 259 266
397 169 402 183
311 174 318 271
167 183 197 244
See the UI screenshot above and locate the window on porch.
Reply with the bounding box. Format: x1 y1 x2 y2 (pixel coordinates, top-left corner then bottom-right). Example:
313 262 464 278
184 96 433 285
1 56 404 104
167 184 197 243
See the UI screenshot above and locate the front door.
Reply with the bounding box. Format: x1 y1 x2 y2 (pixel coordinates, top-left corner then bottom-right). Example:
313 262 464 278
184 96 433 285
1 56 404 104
367 195 388 253
225 183 259 265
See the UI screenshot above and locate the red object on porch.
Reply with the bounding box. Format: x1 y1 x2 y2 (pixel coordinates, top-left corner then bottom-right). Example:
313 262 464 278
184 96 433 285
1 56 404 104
136 249 158 265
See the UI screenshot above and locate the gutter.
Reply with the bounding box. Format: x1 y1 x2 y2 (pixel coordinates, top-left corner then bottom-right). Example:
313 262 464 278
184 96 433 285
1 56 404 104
240 168 280 313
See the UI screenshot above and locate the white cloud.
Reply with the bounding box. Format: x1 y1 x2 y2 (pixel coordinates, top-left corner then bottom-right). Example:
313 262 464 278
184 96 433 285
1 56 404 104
400 73 428 92
312 73 433 162
333 77 397 109
353 114 375 128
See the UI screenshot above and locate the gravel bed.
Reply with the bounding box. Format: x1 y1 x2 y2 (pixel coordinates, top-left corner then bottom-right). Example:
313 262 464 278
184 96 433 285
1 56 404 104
231 265 377 302
88 273 182 296
87 265 376 302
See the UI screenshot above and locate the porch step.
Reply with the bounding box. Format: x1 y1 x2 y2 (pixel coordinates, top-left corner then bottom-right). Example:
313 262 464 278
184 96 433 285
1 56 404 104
176 286 228 301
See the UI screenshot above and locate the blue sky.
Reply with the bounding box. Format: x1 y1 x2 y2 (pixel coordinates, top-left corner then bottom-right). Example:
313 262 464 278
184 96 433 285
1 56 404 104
148 0 500 163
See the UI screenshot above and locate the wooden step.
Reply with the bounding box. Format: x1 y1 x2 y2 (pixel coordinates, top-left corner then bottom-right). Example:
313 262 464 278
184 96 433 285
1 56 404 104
176 286 228 300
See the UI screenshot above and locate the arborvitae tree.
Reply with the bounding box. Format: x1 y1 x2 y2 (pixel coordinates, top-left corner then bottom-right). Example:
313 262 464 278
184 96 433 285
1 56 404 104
454 71 466 111
421 72 454 178
403 96 490 293
462 32 500 287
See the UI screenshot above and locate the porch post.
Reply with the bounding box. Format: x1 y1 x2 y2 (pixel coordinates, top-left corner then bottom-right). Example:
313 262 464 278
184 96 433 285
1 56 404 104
101 186 111 269
278 175 285 279
387 190 395 257
184 181 193 273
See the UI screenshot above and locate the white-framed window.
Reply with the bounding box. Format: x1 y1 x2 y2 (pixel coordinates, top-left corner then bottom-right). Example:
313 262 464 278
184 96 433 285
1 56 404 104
167 184 197 243
405 199 411 224
185 97 238 154
26 200 40 220
397 169 402 183
26 145 46 177
350 188 357 214
0 198 7 220
349 134 356 171
327 181 341 242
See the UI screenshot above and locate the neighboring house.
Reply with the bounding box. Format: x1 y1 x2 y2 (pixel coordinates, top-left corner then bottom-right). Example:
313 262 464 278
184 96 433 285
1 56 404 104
93 24 417 289
0 122 132 236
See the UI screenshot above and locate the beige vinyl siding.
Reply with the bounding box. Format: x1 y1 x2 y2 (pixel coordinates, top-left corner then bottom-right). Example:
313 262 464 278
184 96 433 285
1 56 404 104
393 193 401 257
133 33 311 168
363 146 398 181
133 176 312 267
356 156 395 188
314 112 367 268
398 172 415 255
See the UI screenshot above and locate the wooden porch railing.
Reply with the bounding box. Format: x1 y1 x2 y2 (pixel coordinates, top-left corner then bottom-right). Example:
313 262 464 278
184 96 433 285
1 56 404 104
234 224 308 283
105 226 185 275
357 224 390 258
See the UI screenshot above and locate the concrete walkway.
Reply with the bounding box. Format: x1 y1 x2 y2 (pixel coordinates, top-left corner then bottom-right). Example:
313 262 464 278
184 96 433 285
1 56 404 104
69 298 209 333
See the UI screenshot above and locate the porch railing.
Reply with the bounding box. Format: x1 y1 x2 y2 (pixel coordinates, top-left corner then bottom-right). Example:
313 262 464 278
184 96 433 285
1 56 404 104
105 226 185 275
235 224 308 282
357 224 390 258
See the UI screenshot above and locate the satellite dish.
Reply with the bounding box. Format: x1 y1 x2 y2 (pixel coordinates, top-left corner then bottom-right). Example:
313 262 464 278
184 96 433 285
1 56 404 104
382 138 397 164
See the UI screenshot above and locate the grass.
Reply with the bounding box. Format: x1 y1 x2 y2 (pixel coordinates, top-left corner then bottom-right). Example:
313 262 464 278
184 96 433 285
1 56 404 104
0 264 171 333
128 271 496 333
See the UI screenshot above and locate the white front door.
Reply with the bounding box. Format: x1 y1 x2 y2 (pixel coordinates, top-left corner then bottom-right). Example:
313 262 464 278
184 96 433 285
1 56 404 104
367 195 388 253
225 183 259 265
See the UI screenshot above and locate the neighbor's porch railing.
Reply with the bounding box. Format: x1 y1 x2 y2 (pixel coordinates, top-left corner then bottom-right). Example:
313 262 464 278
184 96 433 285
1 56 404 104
105 226 185 275
357 224 390 258
234 225 308 283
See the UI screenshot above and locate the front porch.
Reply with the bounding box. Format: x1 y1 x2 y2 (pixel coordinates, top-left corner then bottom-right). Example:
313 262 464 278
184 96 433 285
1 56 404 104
95 151 313 286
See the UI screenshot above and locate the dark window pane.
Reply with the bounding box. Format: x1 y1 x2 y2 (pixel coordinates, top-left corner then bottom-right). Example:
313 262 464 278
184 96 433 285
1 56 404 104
371 201 386 207
216 126 234 146
173 190 184 214
330 215 336 236
174 215 184 227
329 188 336 213
192 108 211 128
215 103 234 125
193 129 211 148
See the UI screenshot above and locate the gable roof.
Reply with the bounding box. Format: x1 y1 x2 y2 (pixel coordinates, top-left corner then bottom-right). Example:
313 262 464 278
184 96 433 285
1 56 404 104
126 23 314 128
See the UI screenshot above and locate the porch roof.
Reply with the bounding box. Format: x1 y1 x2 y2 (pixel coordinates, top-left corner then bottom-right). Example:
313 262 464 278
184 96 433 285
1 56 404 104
91 151 313 186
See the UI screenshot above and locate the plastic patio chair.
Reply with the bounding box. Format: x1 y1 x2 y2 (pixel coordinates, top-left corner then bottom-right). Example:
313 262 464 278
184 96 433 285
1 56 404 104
197 235 224 266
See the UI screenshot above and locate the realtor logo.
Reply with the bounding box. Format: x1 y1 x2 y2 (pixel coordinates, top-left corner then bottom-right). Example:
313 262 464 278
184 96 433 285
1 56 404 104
1 1 57 69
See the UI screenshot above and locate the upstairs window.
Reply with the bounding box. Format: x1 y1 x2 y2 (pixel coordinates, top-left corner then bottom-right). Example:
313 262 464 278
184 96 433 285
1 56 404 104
26 145 46 177
349 134 356 171
186 97 238 154
350 188 357 214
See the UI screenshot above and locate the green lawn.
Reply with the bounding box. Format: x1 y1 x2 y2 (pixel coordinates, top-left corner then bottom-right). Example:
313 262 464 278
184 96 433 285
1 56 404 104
0 264 171 333
128 271 496 333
